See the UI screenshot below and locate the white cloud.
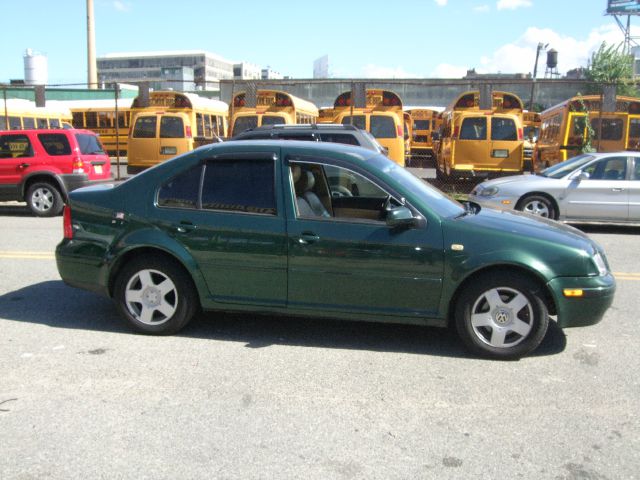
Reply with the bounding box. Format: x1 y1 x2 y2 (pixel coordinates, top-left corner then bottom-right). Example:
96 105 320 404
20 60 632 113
430 24 637 79
497 0 532 10
361 64 420 79
434 0 448 6
474 5 490 12
113 1 131 12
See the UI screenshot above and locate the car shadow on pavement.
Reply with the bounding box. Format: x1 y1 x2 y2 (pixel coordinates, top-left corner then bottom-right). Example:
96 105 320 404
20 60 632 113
0 203 33 217
0 280 567 360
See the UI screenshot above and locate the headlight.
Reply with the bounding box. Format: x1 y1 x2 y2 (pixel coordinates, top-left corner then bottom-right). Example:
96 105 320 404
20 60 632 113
592 252 608 276
478 186 499 197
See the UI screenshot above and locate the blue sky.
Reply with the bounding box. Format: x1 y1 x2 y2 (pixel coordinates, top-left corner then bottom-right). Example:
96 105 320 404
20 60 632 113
1 0 638 85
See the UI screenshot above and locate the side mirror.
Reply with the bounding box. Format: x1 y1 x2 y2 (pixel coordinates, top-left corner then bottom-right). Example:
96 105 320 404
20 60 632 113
386 206 416 228
575 171 590 181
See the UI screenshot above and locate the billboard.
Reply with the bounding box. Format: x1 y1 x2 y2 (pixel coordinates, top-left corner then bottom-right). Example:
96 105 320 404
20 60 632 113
607 0 640 14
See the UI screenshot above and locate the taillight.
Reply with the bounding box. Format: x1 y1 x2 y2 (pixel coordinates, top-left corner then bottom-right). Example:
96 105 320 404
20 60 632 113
63 206 73 239
186 126 192 138
72 156 85 174
453 126 460 139
396 125 403 137
518 128 523 140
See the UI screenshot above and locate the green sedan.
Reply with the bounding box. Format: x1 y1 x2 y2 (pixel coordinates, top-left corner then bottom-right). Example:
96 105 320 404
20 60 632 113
55 140 615 359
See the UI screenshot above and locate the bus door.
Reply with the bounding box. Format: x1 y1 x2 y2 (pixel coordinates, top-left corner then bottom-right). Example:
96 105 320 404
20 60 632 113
590 115 625 153
454 114 489 172
627 115 640 151
488 114 523 172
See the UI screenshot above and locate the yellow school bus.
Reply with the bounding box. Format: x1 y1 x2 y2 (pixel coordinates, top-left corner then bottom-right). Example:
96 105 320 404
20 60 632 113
536 95 640 170
332 89 405 165
436 90 525 179
65 98 133 157
1 98 72 130
522 111 541 171
128 91 228 174
404 107 442 167
229 90 318 137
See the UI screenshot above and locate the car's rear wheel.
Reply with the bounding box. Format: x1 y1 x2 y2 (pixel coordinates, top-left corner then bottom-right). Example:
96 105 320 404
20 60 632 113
455 272 549 359
517 194 557 220
26 182 64 217
114 255 198 335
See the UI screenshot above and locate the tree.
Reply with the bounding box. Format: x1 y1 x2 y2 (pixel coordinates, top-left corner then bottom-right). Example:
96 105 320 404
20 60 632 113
585 42 637 97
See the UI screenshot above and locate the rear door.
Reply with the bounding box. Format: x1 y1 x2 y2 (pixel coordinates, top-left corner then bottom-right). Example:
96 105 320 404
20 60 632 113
129 114 159 167
591 116 625 152
489 115 522 172
454 115 488 170
630 156 640 221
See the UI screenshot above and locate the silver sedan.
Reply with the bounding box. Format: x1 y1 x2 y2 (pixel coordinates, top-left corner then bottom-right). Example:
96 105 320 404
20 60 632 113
468 152 640 224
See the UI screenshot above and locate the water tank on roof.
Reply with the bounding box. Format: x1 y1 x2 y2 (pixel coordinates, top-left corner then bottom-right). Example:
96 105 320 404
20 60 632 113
546 49 558 70
24 48 48 85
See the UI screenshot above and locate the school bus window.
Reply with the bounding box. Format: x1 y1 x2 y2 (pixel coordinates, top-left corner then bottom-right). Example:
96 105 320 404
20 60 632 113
9 117 21 130
160 116 184 138
85 112 98 128
23 117 36 130
568 116 587 145
133 116 157 138
491 117 517 141
117 112 128 128
370 116 395 139
233 116 258 135
414 120 430 130
262 115 286 126
50 119 61 129
591 118 623 141
629 119 640 139
195 113 204 137
341 115 366 130
37 118 48 129
460 117 487 140
72 112 84 128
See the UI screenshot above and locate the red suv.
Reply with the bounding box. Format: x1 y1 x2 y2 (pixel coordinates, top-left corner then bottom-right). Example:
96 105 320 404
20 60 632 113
0 129 112 216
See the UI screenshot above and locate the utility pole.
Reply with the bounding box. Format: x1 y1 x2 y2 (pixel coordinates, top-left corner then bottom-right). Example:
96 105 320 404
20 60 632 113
87 0 97 89
528 42 547 111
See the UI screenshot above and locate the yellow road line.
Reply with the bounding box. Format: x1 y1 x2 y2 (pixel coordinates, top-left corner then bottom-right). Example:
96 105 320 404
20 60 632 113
0 251 55 259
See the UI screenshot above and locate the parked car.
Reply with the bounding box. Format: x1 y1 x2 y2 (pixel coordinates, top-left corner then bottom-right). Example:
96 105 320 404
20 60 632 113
55 141 615 359
229 123 387 155
468 151 640 225
0 129 112 216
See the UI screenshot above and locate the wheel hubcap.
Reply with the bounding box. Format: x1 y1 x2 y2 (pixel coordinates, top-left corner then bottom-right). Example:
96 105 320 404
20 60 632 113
470 286 534 349
523 200 549 217
124 269 178 325
32 188 53 212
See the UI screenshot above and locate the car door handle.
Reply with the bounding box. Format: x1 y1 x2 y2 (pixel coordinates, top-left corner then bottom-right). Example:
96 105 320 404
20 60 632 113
611 188 625 192
19 163 30 168
298 233 320 244
174 221 196 233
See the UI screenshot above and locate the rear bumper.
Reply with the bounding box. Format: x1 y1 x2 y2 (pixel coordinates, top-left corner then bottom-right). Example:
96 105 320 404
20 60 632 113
55 239 110 297
548 274 616 328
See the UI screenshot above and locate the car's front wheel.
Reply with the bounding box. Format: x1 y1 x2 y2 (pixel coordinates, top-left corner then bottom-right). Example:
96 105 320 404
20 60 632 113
114 255 198 335
455 272 549 359
26 181 64 217
517 194 557 220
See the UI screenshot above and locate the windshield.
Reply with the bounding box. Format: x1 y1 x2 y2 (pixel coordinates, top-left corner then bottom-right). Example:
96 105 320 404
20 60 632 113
368 155 465 218
362 130 386 153
541 153 595 179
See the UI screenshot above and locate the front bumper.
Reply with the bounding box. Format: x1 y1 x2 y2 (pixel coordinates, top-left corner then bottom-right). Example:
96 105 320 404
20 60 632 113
548 273 616 328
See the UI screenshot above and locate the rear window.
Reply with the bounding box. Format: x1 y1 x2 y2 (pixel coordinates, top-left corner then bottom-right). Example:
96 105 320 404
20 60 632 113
591 118 623 141
133 116 157 138
75 133 105 154
232 116 258 136
460 117 487 140
261 115 286 126
318 133 360 146
160 116 184 138
38 133 72 155
491 117 518 141
370 116 396 139
341 115 366 130
413 120 431 130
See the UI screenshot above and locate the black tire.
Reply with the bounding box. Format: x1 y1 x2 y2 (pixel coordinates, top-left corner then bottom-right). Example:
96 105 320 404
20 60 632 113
113 255 198 335
517 194 557 220
455 272 549 360
26 181 64 217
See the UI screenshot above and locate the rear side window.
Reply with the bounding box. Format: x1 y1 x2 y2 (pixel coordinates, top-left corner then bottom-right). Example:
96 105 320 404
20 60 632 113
460 117 487 140
75 133 105 154
38 133 72 155
133 116 157 138
0 134 33 158
158 165 202 209
491 117 517 141
160 116 184 138
202 159 276 215
277 134 315 141
318 133 360 146
370 116 396 139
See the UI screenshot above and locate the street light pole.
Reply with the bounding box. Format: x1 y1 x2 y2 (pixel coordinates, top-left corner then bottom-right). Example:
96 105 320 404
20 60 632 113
528 42 546 110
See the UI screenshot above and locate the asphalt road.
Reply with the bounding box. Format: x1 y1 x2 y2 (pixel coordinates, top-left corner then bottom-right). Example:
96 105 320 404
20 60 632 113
0 205 638 479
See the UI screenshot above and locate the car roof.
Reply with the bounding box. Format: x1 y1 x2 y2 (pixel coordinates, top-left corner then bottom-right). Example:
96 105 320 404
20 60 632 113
0 128 97 136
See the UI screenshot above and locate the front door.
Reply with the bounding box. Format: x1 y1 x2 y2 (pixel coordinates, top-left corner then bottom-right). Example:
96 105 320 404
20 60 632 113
285 157 444 317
